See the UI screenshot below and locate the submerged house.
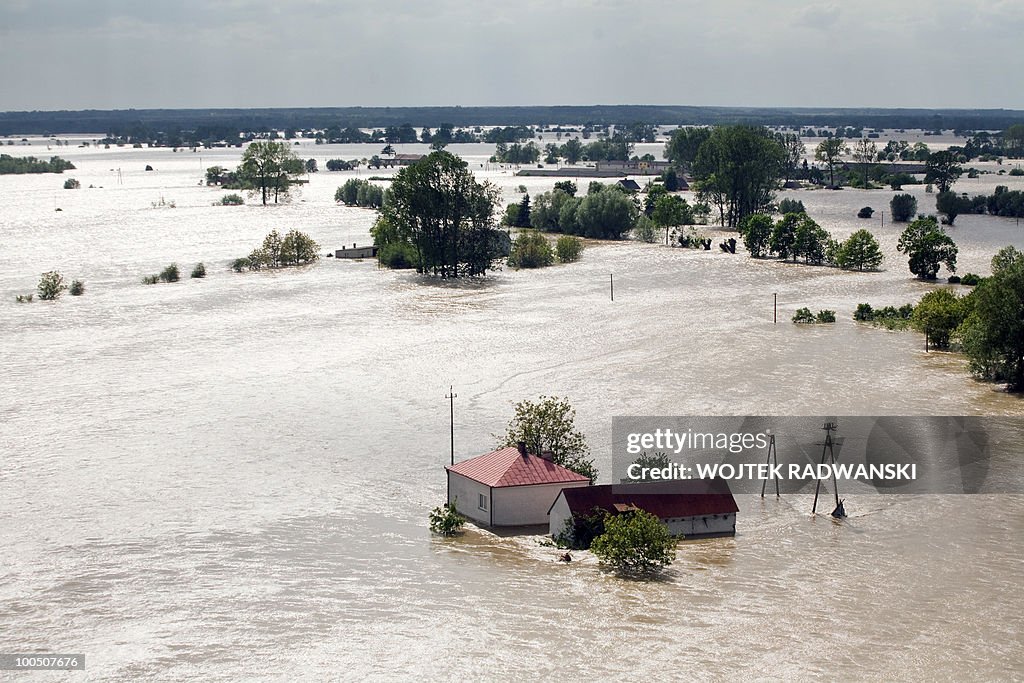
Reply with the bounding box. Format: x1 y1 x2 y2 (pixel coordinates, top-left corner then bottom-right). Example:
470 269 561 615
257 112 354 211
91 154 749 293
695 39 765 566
548 479 738 539
335 243 379 259
446 444 591 527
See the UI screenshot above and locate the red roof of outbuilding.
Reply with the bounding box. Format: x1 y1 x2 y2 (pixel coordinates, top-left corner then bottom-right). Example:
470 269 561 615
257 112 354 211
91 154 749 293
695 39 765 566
446 447 591 488
549 479 738 518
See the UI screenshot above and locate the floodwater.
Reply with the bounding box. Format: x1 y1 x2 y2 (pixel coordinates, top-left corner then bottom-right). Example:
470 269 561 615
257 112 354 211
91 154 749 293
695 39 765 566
1 136 1023 681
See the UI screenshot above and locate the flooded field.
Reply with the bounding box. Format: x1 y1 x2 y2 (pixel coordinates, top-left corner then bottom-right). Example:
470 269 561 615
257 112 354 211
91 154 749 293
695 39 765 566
1 136 1023 680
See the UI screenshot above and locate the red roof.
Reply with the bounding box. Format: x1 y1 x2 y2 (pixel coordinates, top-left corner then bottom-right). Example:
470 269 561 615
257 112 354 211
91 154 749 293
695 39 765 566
551 479 738 518
446 447 591 488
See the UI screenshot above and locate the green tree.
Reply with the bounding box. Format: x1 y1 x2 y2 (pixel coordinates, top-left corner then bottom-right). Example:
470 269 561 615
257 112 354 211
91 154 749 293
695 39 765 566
529 188 579 232
1004 124 1024 158
770 213 801 261
936 190 968 225
775 132 806 186
238 141 303 205
739 213 773 258
429 502 465 536
574 185 639 239
561 138 584 164
555 235 583 263
553 180 577 196
815 137 848 188
924 151 962 194
958 246 1024 389
911 288 965 349
37 271 66 300
651 194 692 245
633 215 658 243
897 216 958 280
777 198 805 215
793 215 830 264
501 396 597 481
382 151 502 277
514 193 532 228
507 230 554 268
663 168 680 192
590 509 677 576
837 229 884 271
890 193 918 222
693 125 785 228
852 138 878 187
280 229 320 265
664 126 711 171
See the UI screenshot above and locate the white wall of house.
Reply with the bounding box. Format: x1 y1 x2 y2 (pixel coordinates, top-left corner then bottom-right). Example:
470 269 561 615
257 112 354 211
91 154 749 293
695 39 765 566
665 513 736 538
548 493 573 538
447 472 492 527
491 481 590 526
548 504 736 539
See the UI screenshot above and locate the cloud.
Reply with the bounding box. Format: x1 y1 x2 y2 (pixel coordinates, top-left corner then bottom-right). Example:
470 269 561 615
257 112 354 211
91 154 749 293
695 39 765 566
796 4 841 29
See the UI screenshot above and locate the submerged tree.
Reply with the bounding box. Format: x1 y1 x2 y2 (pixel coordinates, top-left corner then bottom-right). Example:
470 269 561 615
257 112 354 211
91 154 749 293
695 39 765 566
958 246 1024 391
590 509 677 576
382 151 503 277
924 150 963 193
693 125 785 228
897 216 958 280
837 229 884 271
237 141 304 205
815 137 848 188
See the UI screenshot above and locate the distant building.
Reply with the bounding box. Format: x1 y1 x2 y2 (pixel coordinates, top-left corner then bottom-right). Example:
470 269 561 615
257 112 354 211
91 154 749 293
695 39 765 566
548 479 738 539
335 244 378 259
596 159 674 174
378 153 426 168
616 178 642 193
446 444 591 527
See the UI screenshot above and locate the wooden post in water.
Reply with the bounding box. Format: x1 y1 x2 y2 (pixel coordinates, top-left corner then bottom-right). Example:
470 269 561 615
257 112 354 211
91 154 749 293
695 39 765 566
610 273 614 302
445 385 457 465
773 293 777 324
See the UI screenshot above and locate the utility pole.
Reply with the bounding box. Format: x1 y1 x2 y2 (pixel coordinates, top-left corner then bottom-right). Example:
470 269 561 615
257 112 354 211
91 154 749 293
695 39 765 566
761 432 780 498
812 421 844 517
773 293 778 324
445 386 457 465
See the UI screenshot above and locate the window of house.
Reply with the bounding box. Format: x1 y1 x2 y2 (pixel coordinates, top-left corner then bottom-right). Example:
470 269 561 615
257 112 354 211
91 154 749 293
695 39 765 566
478 493 488 511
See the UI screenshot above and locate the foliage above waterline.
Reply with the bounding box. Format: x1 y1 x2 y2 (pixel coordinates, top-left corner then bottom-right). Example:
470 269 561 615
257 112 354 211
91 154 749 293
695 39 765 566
0 154 75 174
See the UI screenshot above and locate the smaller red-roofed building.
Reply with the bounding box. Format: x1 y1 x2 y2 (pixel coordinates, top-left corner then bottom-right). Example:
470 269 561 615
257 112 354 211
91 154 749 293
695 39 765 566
548 479 738 540
445 443 591 527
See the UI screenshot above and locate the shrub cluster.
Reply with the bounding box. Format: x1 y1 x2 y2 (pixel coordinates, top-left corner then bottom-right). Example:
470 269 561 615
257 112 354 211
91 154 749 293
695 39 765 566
235 229 320 271
793 308 836 324
740 214 883 271
335 179 385 208
428 502 466 536
508 230 554 268
854 303 915 330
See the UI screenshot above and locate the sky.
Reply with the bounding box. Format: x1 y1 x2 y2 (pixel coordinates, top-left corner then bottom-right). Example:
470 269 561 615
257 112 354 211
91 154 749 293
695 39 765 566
1 0 1022 112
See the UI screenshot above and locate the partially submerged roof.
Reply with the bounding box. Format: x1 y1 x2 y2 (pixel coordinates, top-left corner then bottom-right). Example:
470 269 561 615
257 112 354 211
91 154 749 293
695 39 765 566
446 447 591 488
550 479 738 518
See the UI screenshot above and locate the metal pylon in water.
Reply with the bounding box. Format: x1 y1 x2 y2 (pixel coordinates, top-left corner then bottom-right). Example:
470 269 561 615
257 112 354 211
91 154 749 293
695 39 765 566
761 433 780 498
812 421 845 517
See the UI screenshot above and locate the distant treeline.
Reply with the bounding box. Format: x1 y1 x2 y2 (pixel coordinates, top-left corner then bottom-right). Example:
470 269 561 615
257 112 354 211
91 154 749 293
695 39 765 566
0 154 75 174
2 105 1023 140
